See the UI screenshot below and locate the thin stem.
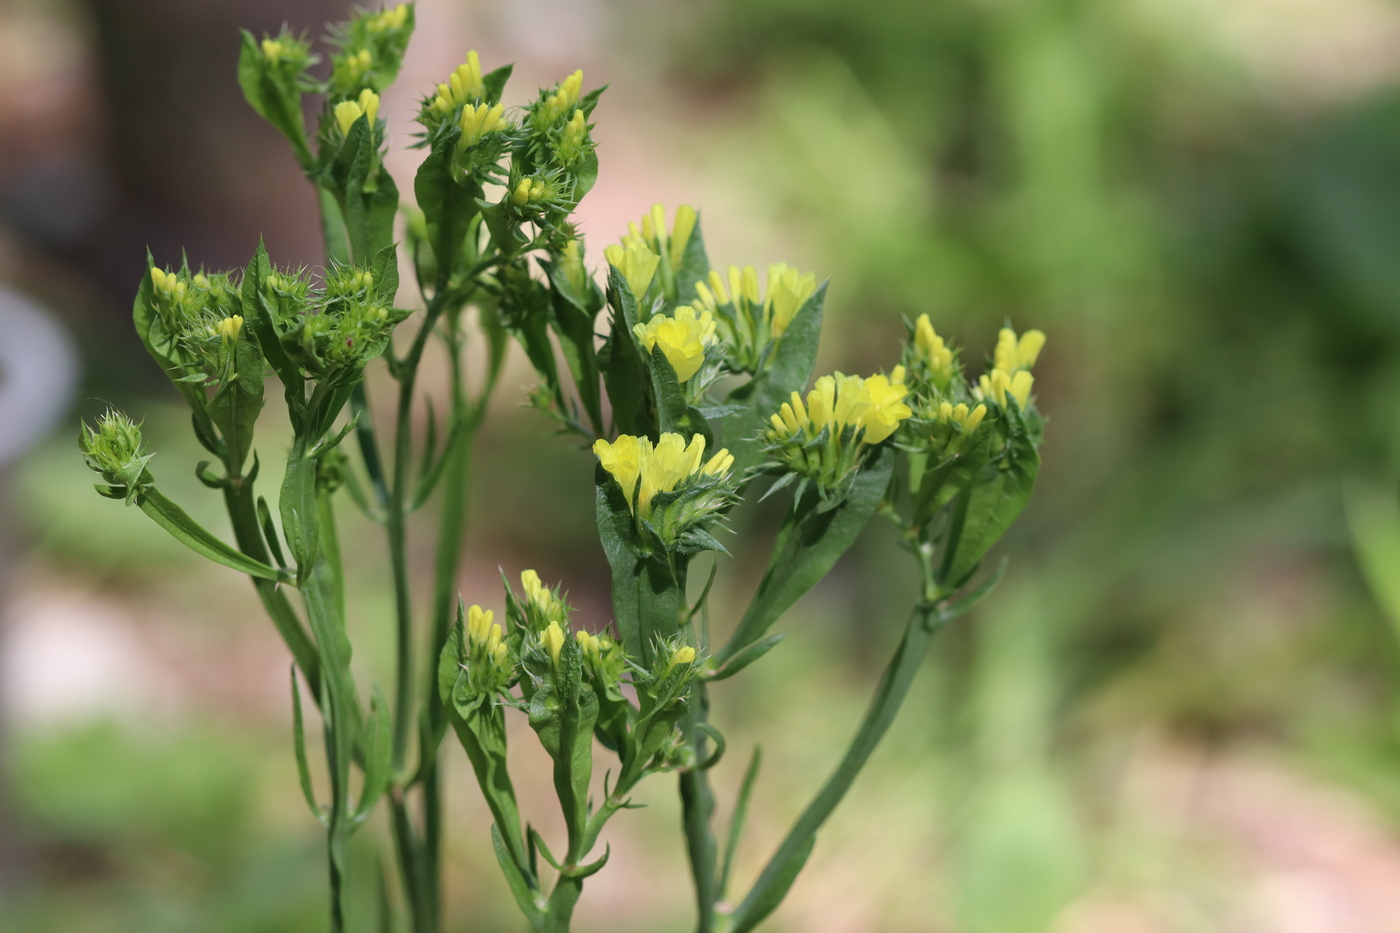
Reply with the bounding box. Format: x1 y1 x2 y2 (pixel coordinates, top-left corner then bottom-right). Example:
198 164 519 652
722 595 942 933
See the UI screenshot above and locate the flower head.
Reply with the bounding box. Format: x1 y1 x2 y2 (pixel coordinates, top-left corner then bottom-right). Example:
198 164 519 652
603 241 660 302
633 305 717 382
593 432 732 519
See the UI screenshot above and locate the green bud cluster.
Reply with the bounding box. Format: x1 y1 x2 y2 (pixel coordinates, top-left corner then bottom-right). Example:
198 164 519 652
79 409 153 502
257 262 409 381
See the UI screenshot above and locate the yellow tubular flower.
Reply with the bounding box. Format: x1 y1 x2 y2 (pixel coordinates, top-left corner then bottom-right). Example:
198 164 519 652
593 434 643 509
370 4 409 31
593 432 731 518
671 645 697 666
467 605 495 645
978 369 1035 409
542 622 566 666
992 326 1047 374
670 205 697 267
335 90 379 135
521 569 545 607
603 242 660 301
215 316 243 343
914 314 954 382
632 306 716 382
859 374 912 443
460 102 505 146
764 263 817 336
937 401 987 433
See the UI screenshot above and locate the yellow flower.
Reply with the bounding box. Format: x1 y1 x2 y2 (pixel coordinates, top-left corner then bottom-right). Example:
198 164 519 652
542 622 566 667
460 102 505 146
593 432 732 517
633 306 716 382
977 369 1034 409
626 204 698 271
670 645 696 666
935 401 987 433
334 89 380 135
767 372 912 446
369 4 409 31
603 241 659 301
430 52 486 117
540 69 584 123
992 326 1046 375
912 314 954 384
215 316 243 344
764 263 817 336
261 38 284 63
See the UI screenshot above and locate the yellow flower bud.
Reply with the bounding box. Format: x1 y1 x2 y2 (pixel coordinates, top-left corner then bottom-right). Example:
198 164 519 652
215 315 243 343
335 99 365 135
670 205 697 268
460 102 505 146
671 645 697 666
913 314 954 383
542 622 565 666
262 38 284 63
467 605 495 646
513 178 533 205
369 4 409 31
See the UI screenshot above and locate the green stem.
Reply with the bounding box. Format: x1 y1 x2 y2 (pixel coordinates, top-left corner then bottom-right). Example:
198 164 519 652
681 686 718 933
721 600 940 933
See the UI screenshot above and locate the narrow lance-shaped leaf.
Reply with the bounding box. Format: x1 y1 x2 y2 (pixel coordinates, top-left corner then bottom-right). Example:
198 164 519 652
713 446 893 667
720 282 826 474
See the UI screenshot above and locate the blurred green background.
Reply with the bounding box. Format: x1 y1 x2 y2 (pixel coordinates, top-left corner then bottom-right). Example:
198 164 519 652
7 0 1400 930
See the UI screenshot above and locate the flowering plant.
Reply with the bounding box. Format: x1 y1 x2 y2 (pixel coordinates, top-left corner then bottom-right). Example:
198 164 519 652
80 7 1047 932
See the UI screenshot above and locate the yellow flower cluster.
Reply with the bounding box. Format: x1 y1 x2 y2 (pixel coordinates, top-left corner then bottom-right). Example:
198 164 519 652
334 89 380 135
624 204 698 272
934 400 986 433
460 102 505 147
976 326 1045 409
692 262 816 337
511 177 548 206
150 266 188 303
633 306 717 382
603 241 660 301
593 432 733 517
540 69 584 124
215 316 243 344
368 4 409 31
912 314 954 386
466 604 508 668
769 372 912 447
429 52 486 119
520 569 567 622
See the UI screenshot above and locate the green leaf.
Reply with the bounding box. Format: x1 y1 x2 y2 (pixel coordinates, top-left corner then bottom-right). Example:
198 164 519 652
290 665 327 826
353 685 392 826
136 487 284 581
721 282 826 473
414 128 480 280
491 823 542 921
240 244 302 398
719 745 763 900
334 117 400 265
649 346 713 445
207 325 265 472
541 257 605 434
941 410 1040 586
482 63 514 104
714 446 893 667
599 265 649 436
237 30 311 167
707 634 784 682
